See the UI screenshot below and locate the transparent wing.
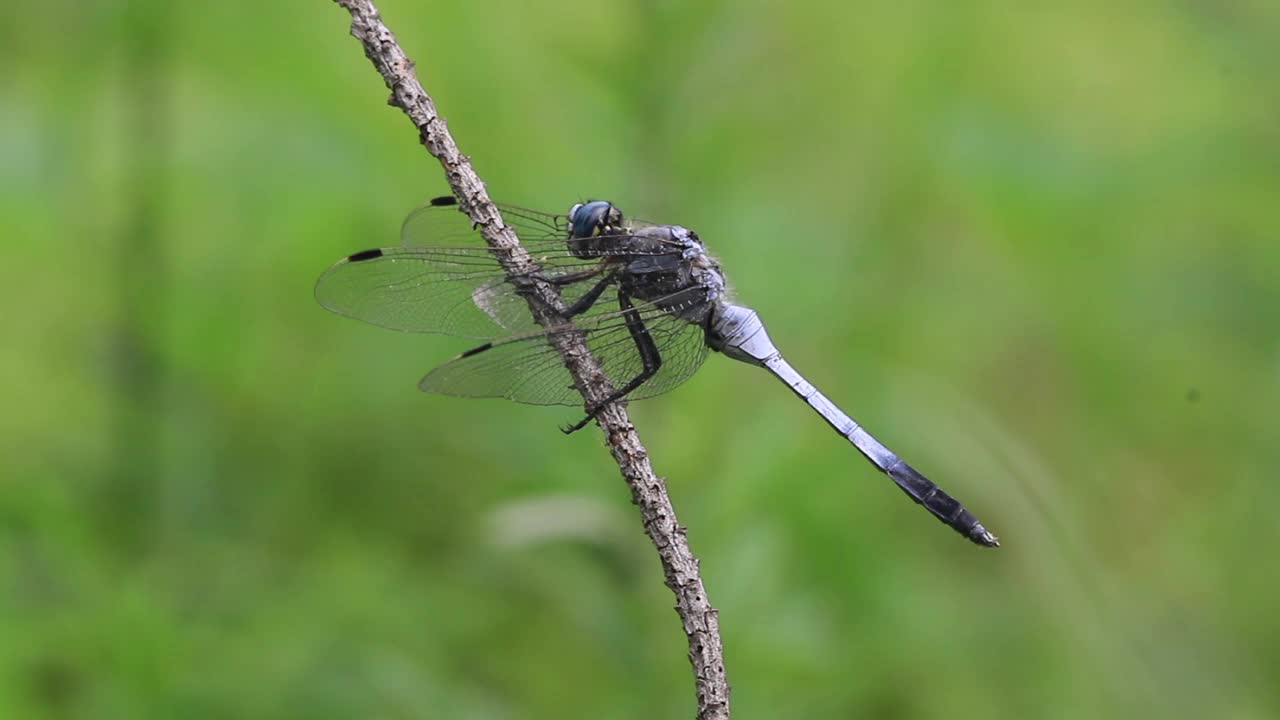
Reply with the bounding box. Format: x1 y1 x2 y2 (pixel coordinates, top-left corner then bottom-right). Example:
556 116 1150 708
314 246 616 338
400 196 667 249
400 196 573 249
317 196 681 338
419 291 712 406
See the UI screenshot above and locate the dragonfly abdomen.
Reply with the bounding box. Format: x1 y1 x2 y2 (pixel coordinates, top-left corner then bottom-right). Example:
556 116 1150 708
763 354 1000 547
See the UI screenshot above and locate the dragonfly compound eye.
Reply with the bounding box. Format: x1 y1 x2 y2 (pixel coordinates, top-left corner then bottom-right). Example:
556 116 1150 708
568 200 618 239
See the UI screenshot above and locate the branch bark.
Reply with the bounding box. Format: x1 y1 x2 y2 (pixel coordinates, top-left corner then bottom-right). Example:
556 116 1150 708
330 2 730 717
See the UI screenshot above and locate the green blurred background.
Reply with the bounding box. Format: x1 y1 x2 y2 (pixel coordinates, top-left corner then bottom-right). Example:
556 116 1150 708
3 1 1278 718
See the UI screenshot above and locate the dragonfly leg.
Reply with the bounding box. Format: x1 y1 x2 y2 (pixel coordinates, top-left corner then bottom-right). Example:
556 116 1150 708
560 289 661 434
562 270 617 318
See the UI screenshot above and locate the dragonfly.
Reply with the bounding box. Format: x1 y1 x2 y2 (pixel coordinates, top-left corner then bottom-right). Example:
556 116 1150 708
316 195 999 547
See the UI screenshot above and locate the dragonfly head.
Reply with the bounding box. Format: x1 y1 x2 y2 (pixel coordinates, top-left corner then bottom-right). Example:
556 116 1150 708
568 201 623 239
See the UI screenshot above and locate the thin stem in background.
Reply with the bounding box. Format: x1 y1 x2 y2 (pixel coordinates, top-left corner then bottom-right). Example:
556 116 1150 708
107 0 173 553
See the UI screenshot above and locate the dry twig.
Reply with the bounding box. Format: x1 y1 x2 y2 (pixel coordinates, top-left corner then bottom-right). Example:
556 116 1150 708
330 2 730 717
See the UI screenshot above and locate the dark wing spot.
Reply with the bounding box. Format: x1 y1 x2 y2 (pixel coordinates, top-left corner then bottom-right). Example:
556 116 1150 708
430 196 458 207
347 249 384 262
459 342 492 358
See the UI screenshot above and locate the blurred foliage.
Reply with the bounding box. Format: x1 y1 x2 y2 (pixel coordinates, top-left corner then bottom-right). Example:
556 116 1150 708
3 0 1279 718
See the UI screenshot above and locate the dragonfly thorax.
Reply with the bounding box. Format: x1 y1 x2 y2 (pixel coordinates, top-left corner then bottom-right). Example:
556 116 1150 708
618 224 726 325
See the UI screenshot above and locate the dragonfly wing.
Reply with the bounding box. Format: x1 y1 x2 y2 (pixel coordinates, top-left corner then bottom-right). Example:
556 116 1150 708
315 246 623 338
419 299 710 406
317 246 528 337
319 196 690 338
400 196 570 249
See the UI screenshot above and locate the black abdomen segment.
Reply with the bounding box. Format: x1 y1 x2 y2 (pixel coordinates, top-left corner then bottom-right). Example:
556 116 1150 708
879 448 999 547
